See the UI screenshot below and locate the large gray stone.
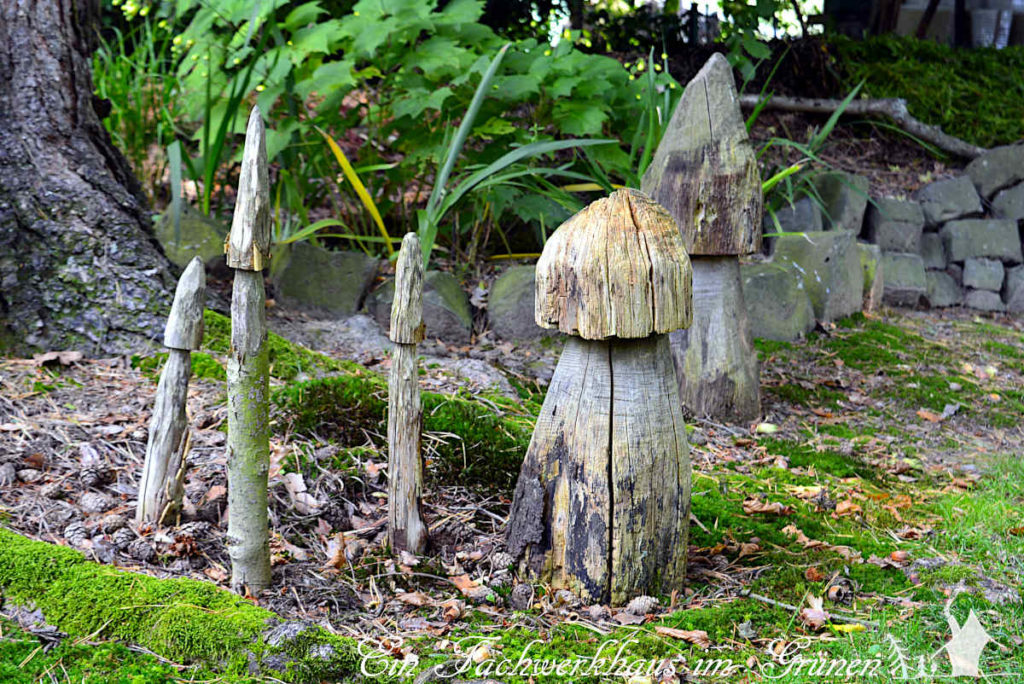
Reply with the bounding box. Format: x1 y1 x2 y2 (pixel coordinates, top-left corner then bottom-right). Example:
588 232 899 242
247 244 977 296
274 242 379 317
924 271 963 308
773 230 863 322
858 242 884 312
487 265 547 340
813 172 869 232
765 196 822 236
740 262 815 341
964 289 1006 312
920 233 947 270
913 176 982 227
991 183 1024 221
372 270 472 343
962 258 1005 291
154 205 226 270
1003 265 1024 312
864 197 925 252
881 252 926 307
965 143 1024 199
940 219 1023 264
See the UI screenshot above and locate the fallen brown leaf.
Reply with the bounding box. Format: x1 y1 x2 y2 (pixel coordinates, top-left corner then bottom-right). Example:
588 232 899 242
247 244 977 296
654 626 711 649
743 499 794 516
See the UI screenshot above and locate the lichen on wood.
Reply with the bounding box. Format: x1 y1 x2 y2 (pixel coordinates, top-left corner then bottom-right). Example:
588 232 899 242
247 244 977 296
387 233 428 554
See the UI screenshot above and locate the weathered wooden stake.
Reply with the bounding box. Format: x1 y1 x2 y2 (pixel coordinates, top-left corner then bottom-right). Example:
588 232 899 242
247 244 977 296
505 189 693 605
225 106 272 593
642 53 764 422
136 256 205 525
387 233 428 555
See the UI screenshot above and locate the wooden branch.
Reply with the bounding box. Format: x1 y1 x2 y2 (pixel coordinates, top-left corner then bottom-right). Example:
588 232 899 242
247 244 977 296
226 107 271 594
738 94 984 160
136 257 205 525
387 233 428 555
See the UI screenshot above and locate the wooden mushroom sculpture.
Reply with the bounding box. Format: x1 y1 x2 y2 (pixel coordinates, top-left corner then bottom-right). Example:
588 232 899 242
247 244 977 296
505 188 693 605
225 106 272 593
641 53 763 422
136 256 205 525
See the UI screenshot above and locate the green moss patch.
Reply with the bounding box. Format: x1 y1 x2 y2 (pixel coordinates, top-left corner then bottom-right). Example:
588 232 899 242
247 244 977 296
273 374 534 490
0 529 361 681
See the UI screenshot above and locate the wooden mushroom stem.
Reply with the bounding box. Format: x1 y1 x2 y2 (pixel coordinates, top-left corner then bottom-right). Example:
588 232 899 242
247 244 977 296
506 335 691 604
670 256 760 421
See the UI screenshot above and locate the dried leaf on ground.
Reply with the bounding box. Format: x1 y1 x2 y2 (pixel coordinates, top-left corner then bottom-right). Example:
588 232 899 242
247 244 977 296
799 595 830 630
654 626 711 649
743 499 794 515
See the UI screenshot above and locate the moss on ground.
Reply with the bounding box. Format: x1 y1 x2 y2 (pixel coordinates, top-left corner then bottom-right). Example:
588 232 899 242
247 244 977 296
131 351 227 382
0 529 362 682
838 35 1024 149
273 374 534 490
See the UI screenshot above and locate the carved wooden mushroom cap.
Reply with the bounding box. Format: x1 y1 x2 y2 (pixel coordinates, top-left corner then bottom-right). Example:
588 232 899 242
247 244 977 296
641 52 762 256
225 106 271 271
535 188 692 340
163 256 205 351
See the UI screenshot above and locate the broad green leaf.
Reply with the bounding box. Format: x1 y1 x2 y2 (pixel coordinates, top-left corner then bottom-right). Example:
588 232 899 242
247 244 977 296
284 2 326 32
552 101 608 137
473 116 517 140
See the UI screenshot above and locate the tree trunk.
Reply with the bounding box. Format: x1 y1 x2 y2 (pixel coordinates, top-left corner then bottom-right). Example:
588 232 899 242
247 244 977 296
0 0 173 355
670 257 761 422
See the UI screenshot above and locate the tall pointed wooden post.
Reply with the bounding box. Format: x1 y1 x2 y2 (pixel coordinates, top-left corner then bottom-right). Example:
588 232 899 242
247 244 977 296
225 106 272 593
136 256 205 525
387 233 429 555
642 53 763 422
505 189 693 605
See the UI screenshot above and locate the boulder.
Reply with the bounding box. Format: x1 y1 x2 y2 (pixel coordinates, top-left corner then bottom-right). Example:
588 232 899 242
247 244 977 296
924 271 963 308
920 233 947 270
881 252 926 307
858 243 884 312
965 143 1024 199
964 288 1006 312
371 270 472 343
273 242 379 317
488 265 547 341
991 183 1024 221
153 205 227 270
940 219 1023 264
864 197 925 252
962 258 1005 292
773 230 863 322
740 262 815 341
763 197 822 253
1003 265 1024 312
913 176 982 227
813 172 869 232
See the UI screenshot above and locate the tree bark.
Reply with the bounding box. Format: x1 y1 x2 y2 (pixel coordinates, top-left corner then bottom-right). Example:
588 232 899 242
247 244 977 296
0 0 173 355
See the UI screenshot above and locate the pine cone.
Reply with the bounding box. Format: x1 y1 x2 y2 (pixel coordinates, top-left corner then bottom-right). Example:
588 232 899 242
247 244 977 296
0 462 16 486
509 583 534 611
79 465 109 488
111 527 135 550
39 482 65 499
178 521 211 539
127 538 155 562
63 522 89 548
588 604 611 622
625 595 659 616
490 551 515 571
99 513 127 534
553 589 580 608
80 492 112 514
